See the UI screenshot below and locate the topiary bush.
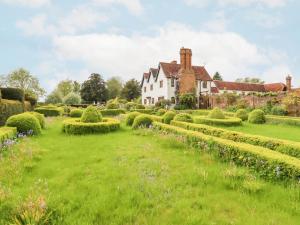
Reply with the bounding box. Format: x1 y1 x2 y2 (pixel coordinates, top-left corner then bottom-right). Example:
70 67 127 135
125 112 141 126
6 113 41 135
248 109 266 124
132 115 154 129
0 88 24 102
106 102 119 109
162 111 176 124
81 106 102 123
173 113 193 123
156 109 167 116
70 108 84 118
27 112 45 128
271 106 287 116
0 99 24 126
235 109 248 121
34 106 63 117
208 108 225 119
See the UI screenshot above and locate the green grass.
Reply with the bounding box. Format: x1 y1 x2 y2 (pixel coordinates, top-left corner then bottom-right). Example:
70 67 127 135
0 118 300 225
224 122 300 142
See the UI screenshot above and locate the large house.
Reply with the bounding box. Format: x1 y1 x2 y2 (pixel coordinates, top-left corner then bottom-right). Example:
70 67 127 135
141 47 292 108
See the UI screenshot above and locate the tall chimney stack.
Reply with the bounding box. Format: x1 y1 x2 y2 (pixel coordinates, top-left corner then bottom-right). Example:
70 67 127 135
180 47 192 71
286 75 292 91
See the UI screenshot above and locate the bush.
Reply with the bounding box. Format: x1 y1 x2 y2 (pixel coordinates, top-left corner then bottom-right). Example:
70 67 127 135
0 88 24 102
6 113 41 135
208 108 225 119
135 104 145 109
194 116 242 126
155 99 171 108
152 122 300 182
132 115 154 129
248 109 266 124
235 109 248 121
25 94 37 106
70 108 84 118
173 113 193 123
162 111 176 124
125 102 136 110
271 106 287 116
156 109 167 116
130 109 153 114
34 106 63 117
62 118 120 135
0 127 17 144
27 112 45 128
106 102 119 109
179 93 196 109
81 106 102 123
266 115 300 126
63 92 81 105
100 109 126 116
0 99 24 126
125 112 141 126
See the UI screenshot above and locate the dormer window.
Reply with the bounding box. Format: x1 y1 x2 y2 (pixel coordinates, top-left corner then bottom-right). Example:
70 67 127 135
203 81 207 88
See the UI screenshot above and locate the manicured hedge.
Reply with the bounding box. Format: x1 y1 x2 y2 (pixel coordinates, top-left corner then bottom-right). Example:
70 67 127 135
152 122 300 182
0 127 17 144
266 115 300 126
130 109 153 114
248 109 265 124
194 116 242 126
162 111 176 124
70 108 84 118
235 109 248 121
0 88 24 102
174 113 193 123
62 118 120 135
6 113 41 135
100 109 126 116
132 115 154 129
176 109 211 116
125 112 141 126
81 106 102 123
0 99 24 126
171 120 300 159
34 106 63 117
27 112 45 128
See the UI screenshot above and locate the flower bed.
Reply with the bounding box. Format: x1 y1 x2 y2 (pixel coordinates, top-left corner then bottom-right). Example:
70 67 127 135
193 116 242 126
62 118 121 135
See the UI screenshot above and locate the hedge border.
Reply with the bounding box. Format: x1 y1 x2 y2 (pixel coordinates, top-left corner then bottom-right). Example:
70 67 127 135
266 115 300 126
100 109 126 116
194 116 242 126
152 122 300 182
34 107 63 117
0 127 17 144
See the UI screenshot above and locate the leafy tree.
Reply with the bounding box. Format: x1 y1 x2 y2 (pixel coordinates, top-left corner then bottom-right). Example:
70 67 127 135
121 79 141 101
235 77 264 84
73 81 81 94
80 73 108 104
213 72 223 81
179 93 196 109
3 68 45 98
107 77 123 99
63 92 81 105
45 90 63 104
57 79 74 97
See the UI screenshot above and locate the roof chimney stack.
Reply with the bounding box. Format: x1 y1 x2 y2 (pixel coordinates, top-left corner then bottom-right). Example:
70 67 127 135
180 47 192 71
286 75 292 91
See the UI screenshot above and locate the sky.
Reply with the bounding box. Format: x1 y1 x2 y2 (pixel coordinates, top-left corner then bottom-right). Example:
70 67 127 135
0 0 299 94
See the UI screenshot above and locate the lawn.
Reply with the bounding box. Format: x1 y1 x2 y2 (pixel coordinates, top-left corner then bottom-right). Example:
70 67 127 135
0 118 300 225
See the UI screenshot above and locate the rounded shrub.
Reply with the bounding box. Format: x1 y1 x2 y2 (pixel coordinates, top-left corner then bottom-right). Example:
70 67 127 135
125 102 136 110
248 109 266 124
125 112 141 126
271 106 287 116
208 108 225 119
34 106 63 117
135 104 145 109
70 108 84 118
27 112 45 128
6 113 41 135
162 111 176 124
173 113 193 123
157 109 167 116
81 106 102 123
235 109 248 121
132 115 153 129
106 102 119 109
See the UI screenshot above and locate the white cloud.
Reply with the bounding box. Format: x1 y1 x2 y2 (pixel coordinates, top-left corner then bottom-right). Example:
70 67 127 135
247 11 282 28
0 0 50 7
93 0 143 15
185 0 288 8
52 22 291 84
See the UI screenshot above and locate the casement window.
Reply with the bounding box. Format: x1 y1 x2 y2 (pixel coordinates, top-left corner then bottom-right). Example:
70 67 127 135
144 99 147 104
171 97 175 104
144 87 146 92
171 78 175 87
202 81 207 88
150 84 153 91
158 96 165 101
160 80 163 88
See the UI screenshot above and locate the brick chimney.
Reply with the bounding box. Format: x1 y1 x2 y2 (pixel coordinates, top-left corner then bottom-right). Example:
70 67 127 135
286 75 292 91
178 47 196 94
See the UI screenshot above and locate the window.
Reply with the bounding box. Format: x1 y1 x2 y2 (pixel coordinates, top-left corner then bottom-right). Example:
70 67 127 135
171 78 175 87
150 84 153 91
158 96 165 101
152 98 154 104
202 81 207 88
160 80 163 88
171 97 175 104
144 87 146 92
144 99 147 104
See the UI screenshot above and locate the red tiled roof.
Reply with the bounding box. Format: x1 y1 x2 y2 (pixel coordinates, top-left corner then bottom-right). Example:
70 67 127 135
143 72 150 79
211 87 219 93
264 83 286 92
214 80 266 92
159 62 212 81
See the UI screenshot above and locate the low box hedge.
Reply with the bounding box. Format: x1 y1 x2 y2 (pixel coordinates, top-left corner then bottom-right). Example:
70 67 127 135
194 116 242 126
0 99 24 126
171 120 300 159
100 109 126 116
34 106 63 117
130 109 153 114
0 127 17 144
266 115 300 126
152 122 300 182
0 88 24 102
62 118 120 135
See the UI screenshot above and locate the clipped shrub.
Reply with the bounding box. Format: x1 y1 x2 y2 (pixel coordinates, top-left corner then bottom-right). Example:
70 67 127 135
0 127 17 144
125 102 136 110
194 116 242 126
248 109 266 124
100 109 126 116
162 111 176 124
34 106 63 117
63 92 81 105
235 109 248 121
25 93 37 107
208 108 225 119
130 109 153 114
125 112 141 126
157 109 167 116
27 112 45 128
6 113 41 135
266 115 300 126
0 88 24 102
132 115 154 129
81 106 102 123
173 113 193 123
106 102 119 109
135 104 145 109
271 106 287 116
0 99 24 126
70 108 84 118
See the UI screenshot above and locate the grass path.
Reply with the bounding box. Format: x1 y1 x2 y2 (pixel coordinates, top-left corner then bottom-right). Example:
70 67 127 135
1 118 300 225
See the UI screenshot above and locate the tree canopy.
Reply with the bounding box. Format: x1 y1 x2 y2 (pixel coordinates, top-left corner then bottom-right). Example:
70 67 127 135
107 77 123 99
121 79 141 101
213 72 223 81
235 77 264 84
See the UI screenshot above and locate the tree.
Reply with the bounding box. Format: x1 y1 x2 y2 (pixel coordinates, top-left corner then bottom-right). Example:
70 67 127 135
80 73 108 104
57 79 74 97
235 77 264 84
121 79 141 101
213 72 223 81
45 90 63 104
63 92 81 105
107 77 123 99
73 81 81 94
3 68 45 98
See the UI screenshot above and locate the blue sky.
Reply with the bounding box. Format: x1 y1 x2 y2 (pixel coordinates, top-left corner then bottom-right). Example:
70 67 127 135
0 0 299 94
